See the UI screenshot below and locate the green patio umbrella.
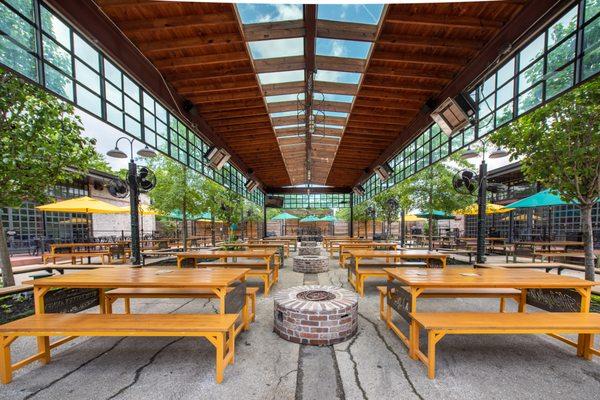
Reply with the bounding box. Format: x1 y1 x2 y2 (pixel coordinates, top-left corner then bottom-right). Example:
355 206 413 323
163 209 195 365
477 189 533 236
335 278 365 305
300 215 321 222
415 210 454 220
505 189 577 208
271 212 299 220
319 215 337 222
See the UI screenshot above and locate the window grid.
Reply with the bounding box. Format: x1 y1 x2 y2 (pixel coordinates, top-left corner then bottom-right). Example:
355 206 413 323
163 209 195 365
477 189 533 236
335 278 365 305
281 194 351 209
0 0 263 206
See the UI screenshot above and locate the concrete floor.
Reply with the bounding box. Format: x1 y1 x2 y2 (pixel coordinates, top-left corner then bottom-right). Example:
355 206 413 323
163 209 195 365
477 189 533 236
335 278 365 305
1 251 599 400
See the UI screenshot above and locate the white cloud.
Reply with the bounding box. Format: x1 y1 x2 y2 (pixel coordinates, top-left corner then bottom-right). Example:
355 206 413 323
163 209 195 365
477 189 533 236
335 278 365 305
258 70 304 85
256 4 302 23
249 38 303 60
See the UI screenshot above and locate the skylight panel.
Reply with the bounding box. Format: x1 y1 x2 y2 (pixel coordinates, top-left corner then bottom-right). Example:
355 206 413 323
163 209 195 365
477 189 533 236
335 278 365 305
322 124 344 130
249 38 304 60
317 93 354 103
317 4 384 25
271 111 304 118
266 93 305 103
314 110 349 118
258 70 304 85
315 70 361 84
237 4 303 24
275 124 301 130
316 38 372 59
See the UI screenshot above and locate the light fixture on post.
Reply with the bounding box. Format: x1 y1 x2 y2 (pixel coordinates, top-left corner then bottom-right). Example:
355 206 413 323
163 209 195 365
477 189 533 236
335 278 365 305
460 146 479 159
106 137 157 266
489 147 509 159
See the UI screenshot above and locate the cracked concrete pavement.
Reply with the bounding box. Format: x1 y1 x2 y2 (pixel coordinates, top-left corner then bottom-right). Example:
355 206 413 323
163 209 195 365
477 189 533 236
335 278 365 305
1 251 599 400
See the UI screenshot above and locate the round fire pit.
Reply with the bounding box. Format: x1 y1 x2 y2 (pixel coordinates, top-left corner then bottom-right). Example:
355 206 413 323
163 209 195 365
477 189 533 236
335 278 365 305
293 255 328 273
274 285 358 345
301 241 318 247
298 246 321 256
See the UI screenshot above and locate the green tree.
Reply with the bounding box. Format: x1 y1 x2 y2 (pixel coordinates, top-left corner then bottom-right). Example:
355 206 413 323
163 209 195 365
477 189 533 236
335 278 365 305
0 69 97 286
372 179 415 239
491 77 600 281
148 156 204 251
410 155 471 249
88 151 116 175
197 179 244 244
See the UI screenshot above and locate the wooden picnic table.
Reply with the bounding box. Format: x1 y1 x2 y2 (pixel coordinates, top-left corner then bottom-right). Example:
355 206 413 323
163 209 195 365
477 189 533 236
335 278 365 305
338 242 399 267
383 267 596 358
326 238 372 255
349 250 448 269
176 250 277 269
245 240 291 257
512 241 584 262
532 250 600 262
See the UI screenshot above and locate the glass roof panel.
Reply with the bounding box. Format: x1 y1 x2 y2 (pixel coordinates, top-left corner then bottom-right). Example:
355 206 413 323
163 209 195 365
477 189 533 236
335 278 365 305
271 110 304 118
314 110 349 118
258 70 304 84
275 124 302 130
249 38 304 60
317 93 354 103
317 4 384 25
322 124 344 129
237 4 303 24
315 70 361 84
316 38 372 59
266 93 305 103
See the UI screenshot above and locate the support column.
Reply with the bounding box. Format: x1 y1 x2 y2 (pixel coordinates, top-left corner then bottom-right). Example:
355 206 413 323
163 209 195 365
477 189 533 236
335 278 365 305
349 193 354 237
476 160 487 264
262 193 267 239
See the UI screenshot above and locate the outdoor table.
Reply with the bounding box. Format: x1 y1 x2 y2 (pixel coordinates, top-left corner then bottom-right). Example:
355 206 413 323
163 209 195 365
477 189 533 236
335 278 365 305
25 267 249 356
263 236 298 251
512 241 584 262
383 267 595 358
246 240 291 257
327 238 371 256
176 250 277 269
350 249 448 269
338 242 399 266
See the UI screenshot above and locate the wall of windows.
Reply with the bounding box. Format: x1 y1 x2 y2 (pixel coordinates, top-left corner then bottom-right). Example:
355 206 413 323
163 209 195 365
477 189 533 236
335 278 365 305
280 194 350 209
354 0 600 205
0 0 263 206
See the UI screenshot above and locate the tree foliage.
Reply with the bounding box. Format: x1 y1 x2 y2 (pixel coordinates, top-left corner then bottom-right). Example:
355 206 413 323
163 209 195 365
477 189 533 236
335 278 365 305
0 68 97 286
491 77 600 280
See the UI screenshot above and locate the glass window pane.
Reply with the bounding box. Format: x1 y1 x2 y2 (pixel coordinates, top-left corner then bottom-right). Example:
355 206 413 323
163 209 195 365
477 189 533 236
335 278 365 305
316 38 372 59
518 83 543 114
548 6 578 47
586 0 600 21
124 96 140 120
0 3 35 50
43 35 72 75
518 58 543 92
583 16 600 78
106 104 123 128
237 4 302 24
156 103 167 122
44 63 73 101
496 79 514 106
496 58 515 86
481 75 495 98
76 84 101 116
249 38 303 59
105 82 123 109
125 115 141 138
519 34 545 70
496 102 513 126
6 0 34 21
547 62 574 98
0 35 37 80
123 75 139 101
73 34 99 71
75 59 100 93
104 60 122 88
547 35 575 71
478 95 495 118
41 6 71 50
318 4 383 25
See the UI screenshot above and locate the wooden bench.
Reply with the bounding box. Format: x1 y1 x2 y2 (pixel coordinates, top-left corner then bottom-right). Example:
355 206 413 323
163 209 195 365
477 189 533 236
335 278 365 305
410 312 600 379
349 262 426 297
198 262 278 296
0 313 237 384
43 252 110 265
104 287 259 337
376 286 521 320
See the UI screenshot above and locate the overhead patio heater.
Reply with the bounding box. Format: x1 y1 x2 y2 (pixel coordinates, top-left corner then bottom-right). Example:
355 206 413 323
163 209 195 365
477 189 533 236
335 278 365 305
430 94 475 136
245 178 258 192
204 146 231 170
374 163 394 182
352 185 365 196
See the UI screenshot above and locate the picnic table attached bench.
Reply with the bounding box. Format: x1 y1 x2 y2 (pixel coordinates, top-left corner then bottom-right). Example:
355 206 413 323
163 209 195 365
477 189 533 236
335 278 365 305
42 251 110 265
474 262 600 277
410 312 600 379
104 286 259 337
338 242 399 267
349 261 426 297
376 286 521 320
0 313 237 384
198 262 278 296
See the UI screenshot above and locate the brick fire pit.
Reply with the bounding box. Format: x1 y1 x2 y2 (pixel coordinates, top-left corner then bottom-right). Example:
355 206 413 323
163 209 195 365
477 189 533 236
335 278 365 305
298 246 321 256
273 285 358 345
300 241 318 247
293 255 328 273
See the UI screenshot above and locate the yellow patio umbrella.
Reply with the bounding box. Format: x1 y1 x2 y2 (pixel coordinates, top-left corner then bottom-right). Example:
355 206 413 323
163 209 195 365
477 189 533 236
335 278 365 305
404 214 426 222
118 204 160 215
36 196 127 214
455 203 512 215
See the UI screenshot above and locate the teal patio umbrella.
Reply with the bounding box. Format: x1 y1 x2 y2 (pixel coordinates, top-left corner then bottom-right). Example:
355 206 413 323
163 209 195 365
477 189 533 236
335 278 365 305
505 189 577 208
415 210 454 220
271 212 298 236
300 215 321 222
320 215 337 236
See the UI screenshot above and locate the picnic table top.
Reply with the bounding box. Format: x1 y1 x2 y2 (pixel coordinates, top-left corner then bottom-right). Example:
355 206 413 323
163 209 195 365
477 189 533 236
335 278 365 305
339 242 398 248
384 267 596 288
50 242 122 248
233 243 284 247
514 241 584 246
24 267 250 288
534 251 600 258
348 249 447 258
176 250 277 258
474 262 567 269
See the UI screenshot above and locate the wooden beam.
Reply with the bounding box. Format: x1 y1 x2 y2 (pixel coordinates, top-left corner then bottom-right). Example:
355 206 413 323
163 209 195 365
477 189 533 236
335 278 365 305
197 98 269 112
119 13 236 35
208 115 269 127
316 56 367 73
138 34 243 54
203 107 267 120
358 89 430 101
370 51 465 67
360 78 443 92
353 98 423 111
349 114 411 125
316 20 378 42
244 20 305 41
314 81 357 95
154 52 248 69
254 56 305 73
366 65 456 80
166 67 254 84
177 79 259 95
378 33 483 50
272 116 302 126
262 81 304 96
385 12 505 30
188 89 262 103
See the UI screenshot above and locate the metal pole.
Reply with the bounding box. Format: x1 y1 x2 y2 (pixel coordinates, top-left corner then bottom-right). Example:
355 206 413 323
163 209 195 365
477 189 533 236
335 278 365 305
476 160 487 263
349 193 354 237
400 209 406 247
262 194 267 239
128 160 141 265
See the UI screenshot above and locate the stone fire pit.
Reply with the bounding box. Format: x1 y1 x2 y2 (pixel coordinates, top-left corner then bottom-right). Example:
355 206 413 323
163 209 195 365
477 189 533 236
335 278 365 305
274 285 358 345
293 255 328 273
298 246 321 256
300 241 318 247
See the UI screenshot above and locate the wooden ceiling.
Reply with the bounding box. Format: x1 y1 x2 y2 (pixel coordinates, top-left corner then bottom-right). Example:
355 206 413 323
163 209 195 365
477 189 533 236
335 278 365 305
94 1 529 191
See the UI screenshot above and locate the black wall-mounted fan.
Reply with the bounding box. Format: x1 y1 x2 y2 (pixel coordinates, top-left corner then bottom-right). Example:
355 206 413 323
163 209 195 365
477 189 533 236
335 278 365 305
137 167 156 193
452 169 479 195
107 178 129 198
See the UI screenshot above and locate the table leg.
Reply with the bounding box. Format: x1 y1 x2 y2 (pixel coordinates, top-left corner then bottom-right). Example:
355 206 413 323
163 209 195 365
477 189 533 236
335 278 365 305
33 287 51 364
518 288 527 312
408 287 423 359
98 288 106 314
576 287 592 358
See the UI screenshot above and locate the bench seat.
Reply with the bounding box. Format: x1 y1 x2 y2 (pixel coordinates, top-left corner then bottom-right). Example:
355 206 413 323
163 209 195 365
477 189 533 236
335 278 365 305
0 313 237 384
43 252 110 265
198 262 278 296
105 287 260 334
410 312 600 379
376 286 521 320
349 262 427 297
